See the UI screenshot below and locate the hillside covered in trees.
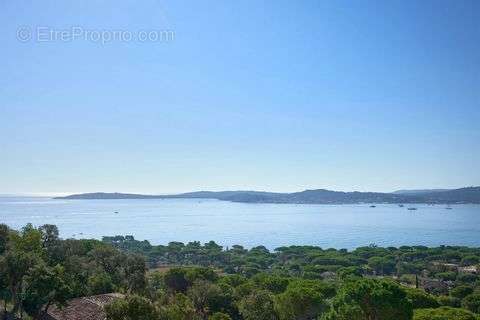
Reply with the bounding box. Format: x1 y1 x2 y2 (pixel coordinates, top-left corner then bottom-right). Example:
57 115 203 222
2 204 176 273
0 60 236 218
1 224 480 319
57 186 480 204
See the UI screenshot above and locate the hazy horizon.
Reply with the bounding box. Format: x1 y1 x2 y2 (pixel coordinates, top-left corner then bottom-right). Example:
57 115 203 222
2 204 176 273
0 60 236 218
1 185 477 198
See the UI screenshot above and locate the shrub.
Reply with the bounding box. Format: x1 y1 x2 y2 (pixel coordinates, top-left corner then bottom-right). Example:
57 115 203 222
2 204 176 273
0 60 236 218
413 306 478 320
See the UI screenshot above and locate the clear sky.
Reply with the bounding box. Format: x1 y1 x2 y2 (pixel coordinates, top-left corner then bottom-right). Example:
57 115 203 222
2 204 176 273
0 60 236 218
1 0 479 195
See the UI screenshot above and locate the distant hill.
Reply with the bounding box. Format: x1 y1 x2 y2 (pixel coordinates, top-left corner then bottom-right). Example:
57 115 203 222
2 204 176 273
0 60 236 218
392 189 451 195
55 187 480 204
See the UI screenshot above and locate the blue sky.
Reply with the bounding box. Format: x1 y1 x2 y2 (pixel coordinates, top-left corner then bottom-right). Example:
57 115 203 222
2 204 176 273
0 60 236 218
1 0 479 195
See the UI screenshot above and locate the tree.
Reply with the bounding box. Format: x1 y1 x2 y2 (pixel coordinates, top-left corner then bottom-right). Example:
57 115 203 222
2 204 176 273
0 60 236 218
88 271 115 295
460 255 480 266
461 293 480 314
251 274 289 294
367 256 395 275
208 312 231 320
238 290 277 320
12 224 43 254
323 278 413 320
413 306 478 320
0 262 10 315
404 288 439 309
164 268 189 293
158 293 197 320
0 224 10 255
275 279 333 320
450 285 473 300
0 250 38 316
337 266 363 280
187 280 225 319
22 263 71 318
39 224 59 248
437 295 461 308
125 254 147 294
106 295 159 320
89 245 123 275
185 268 218 285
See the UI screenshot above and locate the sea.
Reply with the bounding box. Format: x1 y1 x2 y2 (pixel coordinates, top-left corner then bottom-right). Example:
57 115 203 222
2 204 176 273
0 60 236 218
1 196 479 250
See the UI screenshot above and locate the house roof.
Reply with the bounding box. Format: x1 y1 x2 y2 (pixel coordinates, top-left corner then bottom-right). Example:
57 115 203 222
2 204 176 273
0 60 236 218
42 293 123 320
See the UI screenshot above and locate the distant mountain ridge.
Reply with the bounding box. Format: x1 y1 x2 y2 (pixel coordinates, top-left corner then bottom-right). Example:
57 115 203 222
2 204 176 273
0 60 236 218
392 189 451 195
55 187 480 204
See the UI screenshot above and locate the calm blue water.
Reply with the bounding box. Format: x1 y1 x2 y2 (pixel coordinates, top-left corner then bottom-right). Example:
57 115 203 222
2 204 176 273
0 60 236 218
0 196 479 250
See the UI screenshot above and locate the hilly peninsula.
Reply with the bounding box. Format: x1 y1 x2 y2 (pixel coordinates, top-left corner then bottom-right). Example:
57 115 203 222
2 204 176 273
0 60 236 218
55 186 480 204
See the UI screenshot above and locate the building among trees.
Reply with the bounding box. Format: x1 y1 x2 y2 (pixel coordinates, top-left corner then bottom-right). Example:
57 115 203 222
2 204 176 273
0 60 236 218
41 294 123 320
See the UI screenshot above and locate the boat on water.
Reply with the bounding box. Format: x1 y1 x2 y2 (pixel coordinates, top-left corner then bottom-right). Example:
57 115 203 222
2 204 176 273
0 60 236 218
445 207 453 210
398 204 404 207
407 207 418 211
370 205 376 208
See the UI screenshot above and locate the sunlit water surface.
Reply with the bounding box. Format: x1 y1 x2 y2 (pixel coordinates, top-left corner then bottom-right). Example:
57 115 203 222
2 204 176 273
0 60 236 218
1 197 479 250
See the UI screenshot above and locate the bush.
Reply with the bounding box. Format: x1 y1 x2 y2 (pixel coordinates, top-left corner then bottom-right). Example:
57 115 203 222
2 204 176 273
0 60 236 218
88 271 114 295
404 288 439 309
105 295 158 320
435 272 457 281
275 279 334 320
457 273 478 284
238 290 277 320
450 285 474 299
413 306 478 320
461 256 480 266
323 279 413 320
437 295 460 307
461 293 480 314
209 312 232 320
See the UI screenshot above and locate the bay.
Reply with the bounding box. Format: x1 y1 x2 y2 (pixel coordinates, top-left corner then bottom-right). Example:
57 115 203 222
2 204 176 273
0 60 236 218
1 196 479 250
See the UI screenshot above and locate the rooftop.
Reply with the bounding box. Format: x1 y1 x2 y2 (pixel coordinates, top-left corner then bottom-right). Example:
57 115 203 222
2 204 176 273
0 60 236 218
42 293 123 320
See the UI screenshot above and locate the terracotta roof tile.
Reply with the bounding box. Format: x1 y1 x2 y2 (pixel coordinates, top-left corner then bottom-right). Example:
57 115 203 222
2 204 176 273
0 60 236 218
43 293 123 320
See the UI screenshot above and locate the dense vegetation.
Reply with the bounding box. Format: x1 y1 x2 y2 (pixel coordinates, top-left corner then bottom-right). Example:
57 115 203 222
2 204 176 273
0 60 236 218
1 224 480 319
0 224 146 319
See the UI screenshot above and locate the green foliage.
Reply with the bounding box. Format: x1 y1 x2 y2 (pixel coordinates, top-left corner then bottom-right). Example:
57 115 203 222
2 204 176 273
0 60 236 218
323 278 413 320
164 268 190 293
337 266 363 279
435 271 457 281
106 295 159 320
0 224 147 319
125 254 147 293
238 290 277 320
0 224 10 255
3 224 480 320
209 312 231 320
251 273 289 294
437 295 461 308
461 293 480 313
461 256 480 266
367 256 396 275
88 271 115 295
158 293 197 320
22 262 71 317
413 306 479 320
457 273 478 284
187 280 230 317
450 285 474 299
275 279 334 320
404 288 439 309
